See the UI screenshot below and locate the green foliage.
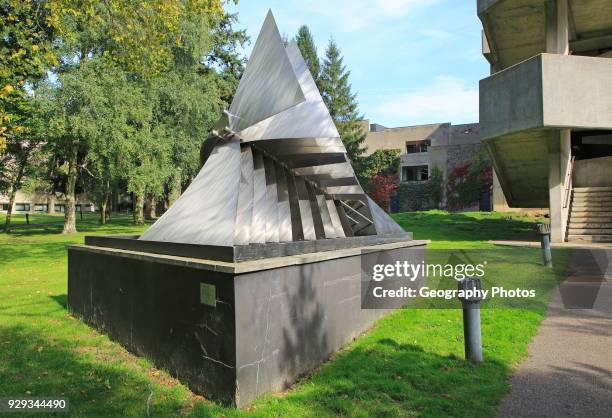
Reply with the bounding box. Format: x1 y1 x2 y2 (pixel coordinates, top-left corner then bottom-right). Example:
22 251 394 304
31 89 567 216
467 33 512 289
32 1 245 229
0 90 49 231
320 39 367 167
295 25 321 88
395 166 444 212
48 0 225 78
205 12 248 104
41 58 164 202
0 0 58 151
360 149 400 185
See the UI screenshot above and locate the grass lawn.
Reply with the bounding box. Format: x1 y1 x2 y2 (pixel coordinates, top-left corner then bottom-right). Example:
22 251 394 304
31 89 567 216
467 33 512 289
0 211 567 417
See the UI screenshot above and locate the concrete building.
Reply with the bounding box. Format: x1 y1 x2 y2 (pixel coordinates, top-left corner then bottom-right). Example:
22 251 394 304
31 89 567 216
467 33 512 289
479 0 612 242
0 190 96 215
363 120 489 210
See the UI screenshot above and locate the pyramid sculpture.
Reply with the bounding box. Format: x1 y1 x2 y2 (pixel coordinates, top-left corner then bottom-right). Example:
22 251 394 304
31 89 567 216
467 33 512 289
140 11 405 248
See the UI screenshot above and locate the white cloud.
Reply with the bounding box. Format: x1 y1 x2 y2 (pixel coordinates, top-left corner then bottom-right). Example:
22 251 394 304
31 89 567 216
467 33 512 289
290 0 439 32
419 28 452 41
370 76 479 125
375 0 439 17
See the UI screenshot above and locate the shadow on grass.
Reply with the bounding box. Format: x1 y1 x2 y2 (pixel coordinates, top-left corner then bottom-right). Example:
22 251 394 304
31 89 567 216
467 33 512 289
272 335 511 417
2 216 152 239
50 294 67 309
0 322 510 417
0 242 68 267
0 325 188 417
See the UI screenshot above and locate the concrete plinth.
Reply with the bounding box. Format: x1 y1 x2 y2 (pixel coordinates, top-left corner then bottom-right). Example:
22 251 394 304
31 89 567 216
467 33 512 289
67 240 427 407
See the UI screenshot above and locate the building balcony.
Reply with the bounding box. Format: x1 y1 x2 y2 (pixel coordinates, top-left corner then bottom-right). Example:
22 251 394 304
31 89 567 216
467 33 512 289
480 53 612 141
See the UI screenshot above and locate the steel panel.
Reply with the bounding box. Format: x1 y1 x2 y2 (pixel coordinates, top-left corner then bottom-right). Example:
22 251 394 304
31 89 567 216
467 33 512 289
264 156 280 242
234 145 254 245
294 176 316 240
229 11 305 132
140 139 241 246
368 196 406 235
325 185 365 195
306 182 325 239
250 149 267 243
315 192 336 238
293 162 355 178
326 198 346 238
237 42 339 141
255 137 346 155
287 170 304 241
335 202 354 237
275 162 292 242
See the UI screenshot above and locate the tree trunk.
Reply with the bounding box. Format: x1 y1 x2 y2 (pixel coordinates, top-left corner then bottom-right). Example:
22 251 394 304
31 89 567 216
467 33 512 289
145 195 156 220
134 192 145 225
105 195 111 222
3 188 17 233
99 199 107 224
47 196 55 213
3 150 29 233
63 141 78 234
168 167 182 207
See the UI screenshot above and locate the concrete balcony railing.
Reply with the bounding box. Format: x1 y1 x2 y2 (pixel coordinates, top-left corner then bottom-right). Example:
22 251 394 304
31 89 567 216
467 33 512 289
480 53 612 141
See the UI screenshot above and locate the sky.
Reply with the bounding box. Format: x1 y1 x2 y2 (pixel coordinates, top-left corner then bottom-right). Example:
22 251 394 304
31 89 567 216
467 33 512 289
227 0 489 128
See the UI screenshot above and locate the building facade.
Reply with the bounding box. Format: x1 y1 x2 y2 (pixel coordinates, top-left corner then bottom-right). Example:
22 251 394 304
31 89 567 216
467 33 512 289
0 190 96 215
479 0 612 242
363 120 490 210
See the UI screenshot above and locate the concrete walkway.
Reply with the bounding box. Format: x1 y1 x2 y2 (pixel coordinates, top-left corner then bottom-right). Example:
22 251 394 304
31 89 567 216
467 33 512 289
497 249 612 418
490 240 612 250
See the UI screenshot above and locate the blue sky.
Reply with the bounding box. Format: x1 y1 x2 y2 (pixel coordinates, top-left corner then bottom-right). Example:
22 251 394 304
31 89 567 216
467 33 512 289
227 0 489 128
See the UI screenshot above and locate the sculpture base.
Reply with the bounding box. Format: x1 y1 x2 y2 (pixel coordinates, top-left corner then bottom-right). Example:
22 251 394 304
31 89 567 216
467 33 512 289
67 240 427 407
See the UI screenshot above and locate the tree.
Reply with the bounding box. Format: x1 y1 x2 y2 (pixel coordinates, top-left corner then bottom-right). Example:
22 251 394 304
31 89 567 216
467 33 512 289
0 96 48 232
295 25 320 88
0 0 57 152
369 174 398 212
42 0 225 232
320 39 367 170
360 149 401 185
155 11 246 208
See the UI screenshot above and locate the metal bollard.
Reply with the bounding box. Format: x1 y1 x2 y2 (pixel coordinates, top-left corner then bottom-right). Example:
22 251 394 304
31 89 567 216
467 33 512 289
458 278 483 363
535 223 552 267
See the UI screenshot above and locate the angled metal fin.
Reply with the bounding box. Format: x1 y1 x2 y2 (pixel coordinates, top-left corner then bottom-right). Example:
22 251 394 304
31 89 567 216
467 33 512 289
229 11 305 132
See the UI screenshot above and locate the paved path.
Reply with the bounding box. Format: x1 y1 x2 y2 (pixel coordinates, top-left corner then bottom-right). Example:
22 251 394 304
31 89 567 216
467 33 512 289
490 240 612 250
497 249 612 418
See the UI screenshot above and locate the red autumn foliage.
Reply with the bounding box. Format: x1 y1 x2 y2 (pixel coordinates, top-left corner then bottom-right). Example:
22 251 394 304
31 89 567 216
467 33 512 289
369 174 398 212
451 163 471 179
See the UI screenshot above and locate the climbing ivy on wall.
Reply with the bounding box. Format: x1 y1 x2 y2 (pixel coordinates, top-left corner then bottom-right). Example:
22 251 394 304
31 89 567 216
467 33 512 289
446 152 492 210
395 166 443 212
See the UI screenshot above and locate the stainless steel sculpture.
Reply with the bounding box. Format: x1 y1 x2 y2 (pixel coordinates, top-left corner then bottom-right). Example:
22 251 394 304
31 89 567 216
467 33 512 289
140 10 405 248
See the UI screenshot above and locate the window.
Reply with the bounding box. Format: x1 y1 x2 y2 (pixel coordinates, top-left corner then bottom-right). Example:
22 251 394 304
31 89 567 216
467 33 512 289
1 203 8 211
34 204 48 212
15 203 30 211
402 165 429 182
406 139 430 154
55 204 65 213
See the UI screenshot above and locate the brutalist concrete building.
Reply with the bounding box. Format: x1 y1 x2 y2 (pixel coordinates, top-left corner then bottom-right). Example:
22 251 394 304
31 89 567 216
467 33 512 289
479 0 612 242
363 121 492 210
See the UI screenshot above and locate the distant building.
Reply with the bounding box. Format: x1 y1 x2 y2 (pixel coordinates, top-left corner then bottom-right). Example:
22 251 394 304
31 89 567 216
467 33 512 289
362 120 490 210
0 190 97 215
